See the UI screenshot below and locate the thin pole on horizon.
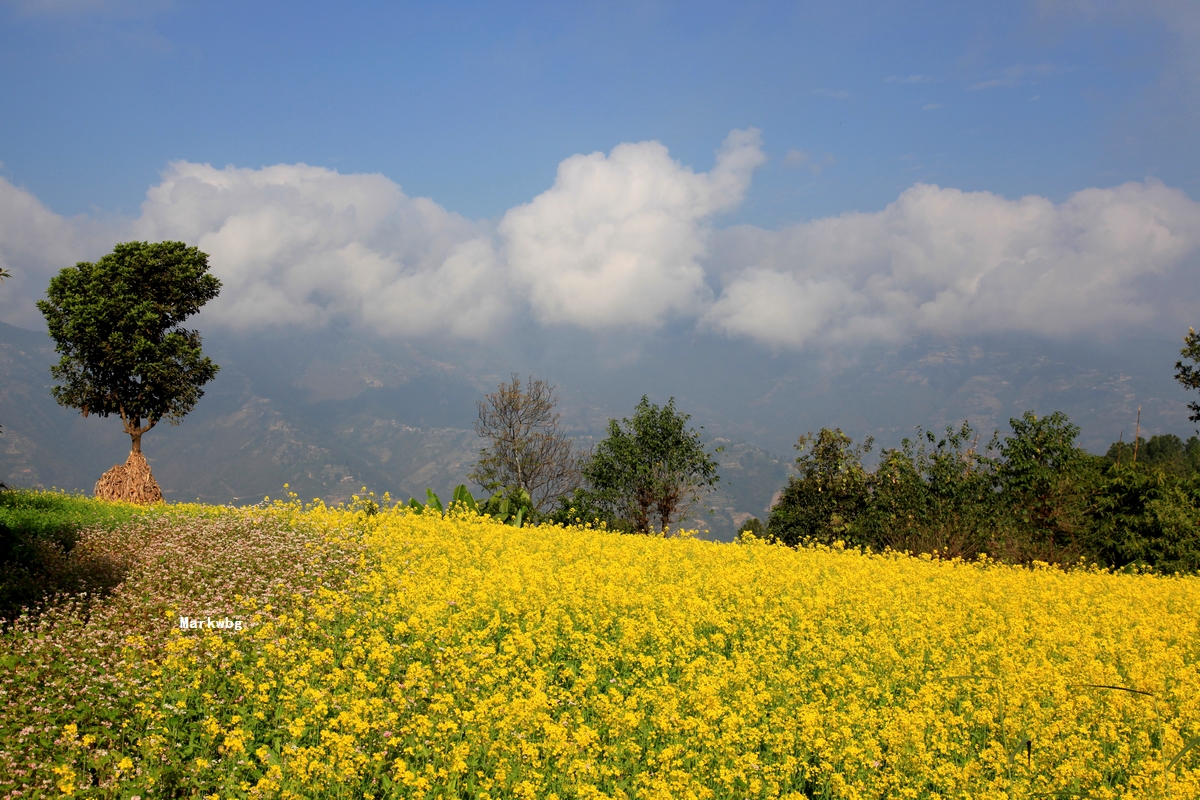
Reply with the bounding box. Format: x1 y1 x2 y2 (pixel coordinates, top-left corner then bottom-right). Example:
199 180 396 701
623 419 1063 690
1133 408 1142 464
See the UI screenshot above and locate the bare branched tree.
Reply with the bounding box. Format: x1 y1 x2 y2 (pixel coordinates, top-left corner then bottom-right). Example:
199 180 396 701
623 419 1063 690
469 375 579 514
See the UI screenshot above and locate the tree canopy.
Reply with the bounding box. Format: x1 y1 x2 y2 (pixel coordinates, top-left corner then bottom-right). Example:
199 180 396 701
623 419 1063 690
37 241 221 454
995 411 1095 547
766 428 874 547
1176 327 1200 428
573 396 720 533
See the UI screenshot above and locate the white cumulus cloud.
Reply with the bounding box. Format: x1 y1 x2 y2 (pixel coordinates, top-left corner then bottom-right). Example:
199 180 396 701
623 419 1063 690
0 178 111 328
705 179 1200 348
2 132 1197 354
499 128 766 329
130 161 506 338
0 132 768 339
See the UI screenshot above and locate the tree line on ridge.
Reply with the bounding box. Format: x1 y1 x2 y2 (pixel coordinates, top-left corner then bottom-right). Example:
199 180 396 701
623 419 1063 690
470 339 1200 575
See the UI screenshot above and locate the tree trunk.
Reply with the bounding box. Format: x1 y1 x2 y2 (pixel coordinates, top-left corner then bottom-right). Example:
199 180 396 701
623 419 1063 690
99 413 161 503
95 448 163 504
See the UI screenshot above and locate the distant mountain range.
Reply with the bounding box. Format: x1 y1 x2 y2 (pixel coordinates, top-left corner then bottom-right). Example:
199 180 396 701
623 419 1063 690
0 320 1192 541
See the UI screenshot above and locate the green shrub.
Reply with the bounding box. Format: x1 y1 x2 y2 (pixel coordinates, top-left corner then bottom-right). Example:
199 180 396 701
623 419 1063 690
1086 464 1200 574
765 414 1160 569
737 516 765 539
1104 433 1200 477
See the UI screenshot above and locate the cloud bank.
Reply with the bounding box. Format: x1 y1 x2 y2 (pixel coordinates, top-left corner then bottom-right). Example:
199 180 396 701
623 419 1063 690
130 162 506 338
2 129 1198 351
705 180 1200 348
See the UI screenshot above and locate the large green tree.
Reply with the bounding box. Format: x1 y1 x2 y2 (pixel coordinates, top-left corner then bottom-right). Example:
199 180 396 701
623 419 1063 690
574 396 720 533
996 410 1097 553
766 428 874 547
765 414 1097 562
37 241 221 457
858 423 999 558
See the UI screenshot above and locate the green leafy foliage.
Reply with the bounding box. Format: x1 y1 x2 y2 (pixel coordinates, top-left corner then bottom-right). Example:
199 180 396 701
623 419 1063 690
479 486 532 527
764 414 1079 562
406 485 527 527
1175 327 1200 427
408 488 446 514
36 241 221 454
995 411 1101 558
766 428 873 547
1105 434 1200 476
547 486 619 530
737 516 765 539
452 484 479 512
758 329 1200 571
768 423 1005 556
861 423 1000 559
569 396 720 534
1086 465 1200 573
764 409 1200 572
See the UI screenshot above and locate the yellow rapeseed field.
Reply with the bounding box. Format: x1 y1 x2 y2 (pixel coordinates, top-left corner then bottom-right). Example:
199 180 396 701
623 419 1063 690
84 502 1200 797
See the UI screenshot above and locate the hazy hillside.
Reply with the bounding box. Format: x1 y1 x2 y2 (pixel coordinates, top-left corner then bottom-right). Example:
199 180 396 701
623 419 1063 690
0 322 479 505
0 322 790 540
524 328 1194 458
1 320 1194 541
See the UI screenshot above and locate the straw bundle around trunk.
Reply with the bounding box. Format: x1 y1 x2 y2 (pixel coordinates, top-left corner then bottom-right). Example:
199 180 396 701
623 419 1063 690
94 451 163 504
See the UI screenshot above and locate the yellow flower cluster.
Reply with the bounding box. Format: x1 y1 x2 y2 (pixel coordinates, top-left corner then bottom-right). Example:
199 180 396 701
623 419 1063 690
128 504 1200 798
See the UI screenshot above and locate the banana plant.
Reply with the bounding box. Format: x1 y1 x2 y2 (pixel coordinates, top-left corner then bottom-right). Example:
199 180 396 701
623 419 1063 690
486 494 523 527
406 484 525 527
451 484 478 512
408 487 445 514
482 486 532 528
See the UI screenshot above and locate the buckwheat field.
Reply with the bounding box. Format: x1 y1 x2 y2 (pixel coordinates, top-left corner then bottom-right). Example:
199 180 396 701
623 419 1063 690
3 495 1199 799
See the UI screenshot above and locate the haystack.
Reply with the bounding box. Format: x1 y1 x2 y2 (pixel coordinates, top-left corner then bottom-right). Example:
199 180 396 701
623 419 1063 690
94 450 163 504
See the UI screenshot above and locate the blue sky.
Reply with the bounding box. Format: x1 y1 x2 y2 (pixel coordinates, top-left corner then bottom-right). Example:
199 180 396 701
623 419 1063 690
2 0 1196 226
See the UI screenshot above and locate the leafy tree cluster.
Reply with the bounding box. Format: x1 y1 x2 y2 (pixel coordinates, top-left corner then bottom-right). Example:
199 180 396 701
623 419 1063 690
765 412 1200 573
1087 464 1200 574
1104 434 1200 477
767 428 874 546
471 383 722 533
736 517 765 539
763 329 1200 573
861 422 1002 559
